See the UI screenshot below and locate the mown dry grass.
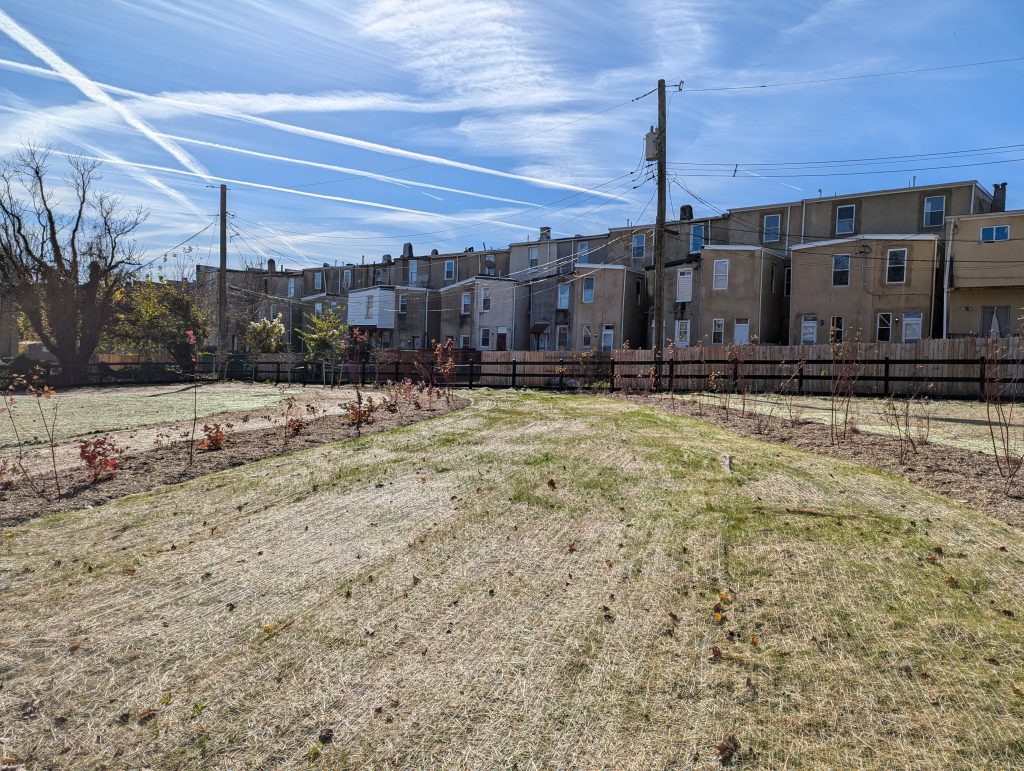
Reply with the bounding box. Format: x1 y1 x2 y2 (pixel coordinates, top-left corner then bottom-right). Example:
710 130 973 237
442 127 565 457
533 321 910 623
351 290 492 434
1 390 1023 768
1 381 288 450
681 391 1018 456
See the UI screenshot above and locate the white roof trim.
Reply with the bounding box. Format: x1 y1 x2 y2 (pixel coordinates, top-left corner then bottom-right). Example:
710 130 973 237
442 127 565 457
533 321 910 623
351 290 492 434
439 276 522 292
702 244 762 251
791 234 939 250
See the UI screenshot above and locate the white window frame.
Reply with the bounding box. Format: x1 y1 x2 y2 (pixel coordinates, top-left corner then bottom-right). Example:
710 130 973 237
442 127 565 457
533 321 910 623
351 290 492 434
459 334 470 349
582 325 593 348
287 278 296 298
557 283 570 310
342 269 352 289
876 312 893 343
712 258 729 291
556 324 569 350
528 246 539 269
674 319 690 346
763 213 781 243
923 195 945 228
314 272 323 291
409 261 418 283
733 318 750 345
902 311 923 342
981 225 1010 243
836 204 856 235
374 267 383 284
444 259 456 281
460 292 472 316
398 294 408 314
601 324 614 351
631 233 646 260
832 254 850 287
270 303 277 320
830 315 844 343
676 268 693 302
480 287 491 312
885 248 907 284
479 327 491 348
689 223 705 255
582 276 595 303
314 302 323 317
711 318 725 345
577 241 589 263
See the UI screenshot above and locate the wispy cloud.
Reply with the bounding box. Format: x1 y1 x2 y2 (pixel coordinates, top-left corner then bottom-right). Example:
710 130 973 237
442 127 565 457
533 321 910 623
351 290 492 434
0 9 208 179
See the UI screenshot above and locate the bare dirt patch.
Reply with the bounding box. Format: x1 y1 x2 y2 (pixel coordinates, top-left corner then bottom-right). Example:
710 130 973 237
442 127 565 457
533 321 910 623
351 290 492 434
1 392 467 525
619 393 1024 526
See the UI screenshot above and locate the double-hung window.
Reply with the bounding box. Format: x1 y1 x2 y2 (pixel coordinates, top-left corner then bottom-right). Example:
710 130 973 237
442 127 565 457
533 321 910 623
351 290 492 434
528 246 539 269
830 316 844 343
981 225 1010 242
689 224 705 255
556 324 569 349
876 312 892 342
631 233 646 260
374 268 383 284
601 324 614 351
444 260 455 281
711 318 725 345
674 319 690 346
398 295 408 314
712 259 729 291
480 287 491 312
676 268 693 302
577 241 589 264
287 278 296 298
343 269 352 289
800 315 817 345
582 276 595 303
314 302 323 317
832 254 850 287
479 327 491 348
460 292 472 316
886 248 907 284
835 204 856 235
923 195 945 228
314 272 322 292
557 283 570 310
763 213 781 243
409 261 418 283
582 325 593 348
459 334 470 349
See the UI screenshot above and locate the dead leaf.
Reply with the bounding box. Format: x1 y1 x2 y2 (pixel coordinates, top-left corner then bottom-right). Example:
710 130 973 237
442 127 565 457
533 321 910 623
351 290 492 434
716 734 740 765
547 478 556 489
319 727 334 744
945 576 959 588
750 634 760 647
567 542 577 554
137 708 157 724
709 645 723 661
68 641 81 652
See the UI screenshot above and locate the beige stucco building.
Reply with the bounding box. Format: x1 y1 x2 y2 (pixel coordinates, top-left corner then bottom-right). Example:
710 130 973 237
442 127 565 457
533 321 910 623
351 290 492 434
945 208 1024 337
789 235 940 345
439 276 528 351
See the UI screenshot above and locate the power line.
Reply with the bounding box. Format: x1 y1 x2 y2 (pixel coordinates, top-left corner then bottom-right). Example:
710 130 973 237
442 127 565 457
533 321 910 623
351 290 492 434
680 56 1024 93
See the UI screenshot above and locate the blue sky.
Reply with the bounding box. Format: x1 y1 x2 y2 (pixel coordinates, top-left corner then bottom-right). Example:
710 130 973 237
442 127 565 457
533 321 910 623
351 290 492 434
1 0 1022 272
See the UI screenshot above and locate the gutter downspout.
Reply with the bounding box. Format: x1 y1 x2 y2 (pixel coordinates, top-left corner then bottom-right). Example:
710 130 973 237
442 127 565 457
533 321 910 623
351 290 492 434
785 205 792 251
943 219 956 338
800 201 806 244
757 249 764 342
620 271 626 347
423 288 429 349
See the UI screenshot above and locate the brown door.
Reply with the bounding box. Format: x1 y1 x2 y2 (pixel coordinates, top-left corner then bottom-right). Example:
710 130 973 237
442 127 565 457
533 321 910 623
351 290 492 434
496 332 508 351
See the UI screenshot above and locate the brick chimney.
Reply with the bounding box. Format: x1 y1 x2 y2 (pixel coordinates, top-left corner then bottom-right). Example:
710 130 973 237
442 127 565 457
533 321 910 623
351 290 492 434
402 242 413 259
679 204 693 221
993 182 1007 213
539 226 551 241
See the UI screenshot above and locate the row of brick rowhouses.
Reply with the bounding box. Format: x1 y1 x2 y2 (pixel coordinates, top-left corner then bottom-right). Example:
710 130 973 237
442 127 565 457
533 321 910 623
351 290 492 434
196 179 1021 352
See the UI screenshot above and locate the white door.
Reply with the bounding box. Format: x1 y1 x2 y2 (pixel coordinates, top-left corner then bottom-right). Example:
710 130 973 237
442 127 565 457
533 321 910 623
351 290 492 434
902 312 923 342
800 317 817 345
734 319 750 345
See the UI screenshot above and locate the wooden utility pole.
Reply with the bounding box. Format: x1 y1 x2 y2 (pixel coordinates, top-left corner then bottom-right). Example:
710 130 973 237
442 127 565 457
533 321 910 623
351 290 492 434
652 78 667 353
218 183 228 352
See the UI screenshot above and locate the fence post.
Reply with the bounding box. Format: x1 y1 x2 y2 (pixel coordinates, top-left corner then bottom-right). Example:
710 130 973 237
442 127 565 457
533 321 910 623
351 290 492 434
558 358 565 391
609 357 616 392
654 355 662 391
978 356 987 400
511 359 517 389
394 358 400 382
360 359 367 386
797 361 804 394
883 356 890 396
732 358 739 393
467 358 475 389
667 358 675 393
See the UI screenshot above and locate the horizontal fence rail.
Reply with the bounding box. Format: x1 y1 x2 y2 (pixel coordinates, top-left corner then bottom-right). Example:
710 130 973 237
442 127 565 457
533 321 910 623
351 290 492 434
3 338 1024 399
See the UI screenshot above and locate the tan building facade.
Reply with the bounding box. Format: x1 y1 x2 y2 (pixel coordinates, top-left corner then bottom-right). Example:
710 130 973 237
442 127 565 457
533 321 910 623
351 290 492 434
945 208 1024 337
789 235 940 345
439 277 528 351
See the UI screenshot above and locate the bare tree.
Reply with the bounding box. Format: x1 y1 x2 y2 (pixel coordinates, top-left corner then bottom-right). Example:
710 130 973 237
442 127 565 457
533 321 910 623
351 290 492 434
0 146 147 379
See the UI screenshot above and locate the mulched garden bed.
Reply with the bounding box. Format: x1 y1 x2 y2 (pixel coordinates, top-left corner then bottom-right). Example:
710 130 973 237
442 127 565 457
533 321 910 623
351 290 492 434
615 393 1024 527
1 395 468 526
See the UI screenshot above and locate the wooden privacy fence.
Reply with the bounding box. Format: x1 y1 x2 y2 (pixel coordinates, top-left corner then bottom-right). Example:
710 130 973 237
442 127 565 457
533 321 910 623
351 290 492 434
476 338 1024 399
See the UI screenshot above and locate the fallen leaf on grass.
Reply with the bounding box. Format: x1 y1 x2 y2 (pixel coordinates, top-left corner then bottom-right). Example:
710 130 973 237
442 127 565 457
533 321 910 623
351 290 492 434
945 576 959 588
716 734 740 765
137 708 157 724
68 641 81 652
547 478 556 489
567 542 577 554
750 634 760 647
709 645 723 661
319 727 334 744
263 625 275 633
